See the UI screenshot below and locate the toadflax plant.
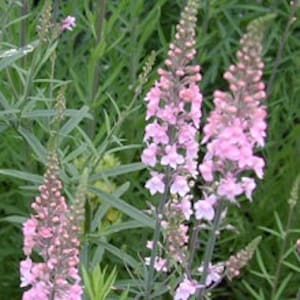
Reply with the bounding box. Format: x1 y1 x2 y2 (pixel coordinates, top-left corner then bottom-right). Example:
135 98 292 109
20 151 84 300
195 15 275 299
141 0 274 297
196 15 274 297
141 0 202 297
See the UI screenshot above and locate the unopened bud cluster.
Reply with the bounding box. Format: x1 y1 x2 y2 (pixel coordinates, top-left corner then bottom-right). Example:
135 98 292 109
226 237 261 280
36 0 53 42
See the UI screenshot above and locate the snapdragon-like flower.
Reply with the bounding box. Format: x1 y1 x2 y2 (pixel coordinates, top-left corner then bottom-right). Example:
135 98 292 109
199 17 268 208
174 275 199 300
198 263 224 286
60 16 76 31
20 152 83 300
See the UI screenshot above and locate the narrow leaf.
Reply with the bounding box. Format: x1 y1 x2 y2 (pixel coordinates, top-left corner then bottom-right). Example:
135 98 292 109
90 187 154 228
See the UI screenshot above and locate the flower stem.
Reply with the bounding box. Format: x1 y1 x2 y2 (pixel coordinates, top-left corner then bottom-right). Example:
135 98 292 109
88 0 106 137
198 199 224 299
266 2 297 96
187 220 201 277
270 204 295 299
144 168 171 299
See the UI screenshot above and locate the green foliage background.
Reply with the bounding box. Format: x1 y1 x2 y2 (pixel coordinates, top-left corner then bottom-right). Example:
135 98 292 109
0 0 299 299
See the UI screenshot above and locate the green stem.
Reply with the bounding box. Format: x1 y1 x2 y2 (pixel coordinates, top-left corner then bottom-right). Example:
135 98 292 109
270 204 295 299
266 2 297 96
187 220 201 277
144 168 171 299
198 199 224 299
88 0 106 138
202 0 210 34
20 0 28 67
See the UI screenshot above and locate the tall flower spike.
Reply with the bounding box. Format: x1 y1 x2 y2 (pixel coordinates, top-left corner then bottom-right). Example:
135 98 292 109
142 0 202 208
196 15 274 297
142 0 201 271
198 15 275 209
20 151 83 300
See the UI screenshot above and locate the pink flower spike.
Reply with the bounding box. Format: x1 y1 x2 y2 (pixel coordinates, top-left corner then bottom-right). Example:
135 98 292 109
60 16 76 31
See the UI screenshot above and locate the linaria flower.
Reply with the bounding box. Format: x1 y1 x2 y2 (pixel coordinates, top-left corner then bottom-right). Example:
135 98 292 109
60 16 76 31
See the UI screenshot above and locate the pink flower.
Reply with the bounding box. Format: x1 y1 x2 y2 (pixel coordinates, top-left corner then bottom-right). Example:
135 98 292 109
250 156 265 179
198 263 224 286
177 196 193 220
217 177 243 201
174 276 199 300
145 172 165 195
241 177 256 201
178 124 197 144
141 143 158 167
170 175 189 197
146 240 154 249
194 195 216 221
145 84 161 119
144 122 169 144
23 218 38 255
161 145 184 169
157 104 178 124
22 282 49 300
20 257 34 287
60 16 76 31
66 283 83 300
145 256 168 272
199 159 214 182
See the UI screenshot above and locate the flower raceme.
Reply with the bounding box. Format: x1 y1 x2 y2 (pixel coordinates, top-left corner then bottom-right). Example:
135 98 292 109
192 16 270 299
20 152 83 300
141 0 202 275
197 17 268 214
142 0 202 202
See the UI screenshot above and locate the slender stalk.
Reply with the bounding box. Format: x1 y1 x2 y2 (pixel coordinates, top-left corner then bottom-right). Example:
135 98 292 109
270 204 295 299
198 199 224 299
202 0 210 35
88 0 106 137
266 2 297 96
144 168 172 299
187 220 201 277
20 0 28 48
